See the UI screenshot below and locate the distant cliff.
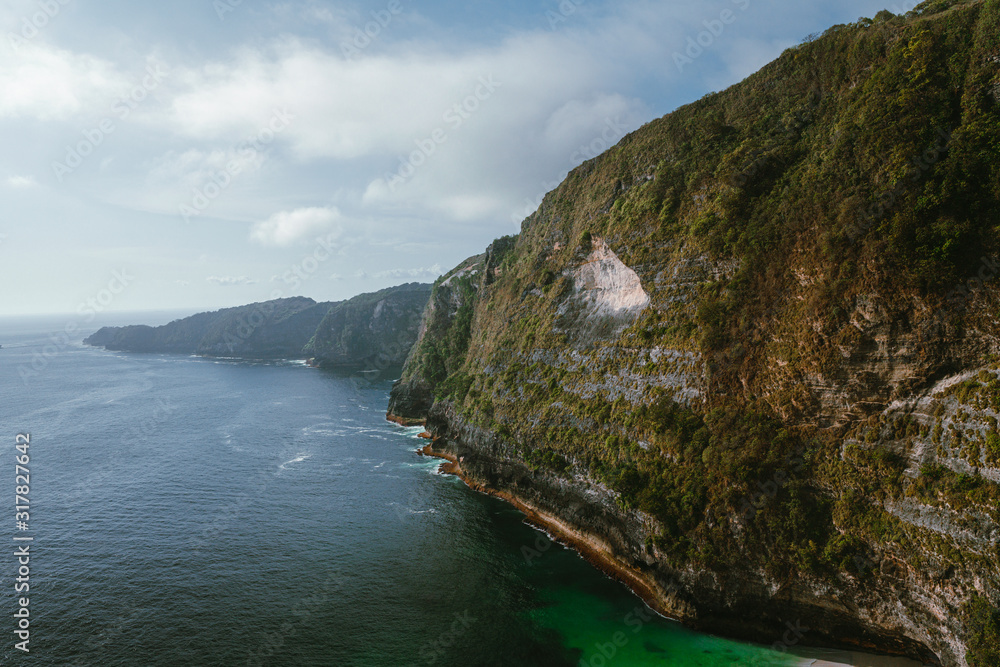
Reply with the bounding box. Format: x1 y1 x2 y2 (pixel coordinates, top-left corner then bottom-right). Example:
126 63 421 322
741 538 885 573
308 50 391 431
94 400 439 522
85 297 330 358
305 282 432 372
388 2 1000 664
85 283 432 370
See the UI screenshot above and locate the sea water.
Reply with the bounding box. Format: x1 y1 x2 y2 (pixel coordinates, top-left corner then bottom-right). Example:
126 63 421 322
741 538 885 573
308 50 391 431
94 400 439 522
0 315 919 666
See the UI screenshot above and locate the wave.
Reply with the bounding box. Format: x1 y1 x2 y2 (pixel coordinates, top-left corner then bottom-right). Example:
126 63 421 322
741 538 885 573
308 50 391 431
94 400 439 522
278 453 311 470
387 502 438 516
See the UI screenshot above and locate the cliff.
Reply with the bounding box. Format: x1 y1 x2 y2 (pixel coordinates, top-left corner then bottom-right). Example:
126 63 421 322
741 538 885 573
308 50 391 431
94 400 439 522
85 283 431 369
84 297 328 357
388 1 1000 664
305 282 432 372
387 252 494 422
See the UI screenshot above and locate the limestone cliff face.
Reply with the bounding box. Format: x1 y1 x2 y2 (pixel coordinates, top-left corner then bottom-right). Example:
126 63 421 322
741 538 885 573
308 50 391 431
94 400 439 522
388 2 1000 664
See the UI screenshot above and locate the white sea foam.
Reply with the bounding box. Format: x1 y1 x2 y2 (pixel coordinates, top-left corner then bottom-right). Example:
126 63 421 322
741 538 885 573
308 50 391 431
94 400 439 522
279 453 311 470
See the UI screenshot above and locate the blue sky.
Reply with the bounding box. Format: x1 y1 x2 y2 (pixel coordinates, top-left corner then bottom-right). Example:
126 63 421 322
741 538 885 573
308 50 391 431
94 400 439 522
0 0 906 316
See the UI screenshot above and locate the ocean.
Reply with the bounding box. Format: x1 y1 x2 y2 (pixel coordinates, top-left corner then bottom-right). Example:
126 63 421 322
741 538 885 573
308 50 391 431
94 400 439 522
0 315 922 666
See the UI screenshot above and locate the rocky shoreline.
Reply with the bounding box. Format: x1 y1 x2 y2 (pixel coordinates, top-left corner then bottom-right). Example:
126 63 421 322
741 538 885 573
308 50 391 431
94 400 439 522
396 405 941 665
415 440 671 617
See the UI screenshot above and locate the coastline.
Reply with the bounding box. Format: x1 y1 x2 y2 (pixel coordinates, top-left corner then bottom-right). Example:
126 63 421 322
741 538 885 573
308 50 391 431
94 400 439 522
416 442 696 622
388 414 426 427
413 439 929 667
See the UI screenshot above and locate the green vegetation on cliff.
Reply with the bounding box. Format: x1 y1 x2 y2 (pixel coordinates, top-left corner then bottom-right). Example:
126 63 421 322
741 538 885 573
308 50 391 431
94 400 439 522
390 1 1000 662
965 594 1000 665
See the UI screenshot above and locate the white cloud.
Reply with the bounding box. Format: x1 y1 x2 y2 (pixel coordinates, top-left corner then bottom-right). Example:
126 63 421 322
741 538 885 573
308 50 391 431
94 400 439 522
0 4 662 224
0 41 127 120
249 206 341 246
207 275 257 286
148 148 263 187
367 263 444 281
6 175 38 189
162 31 632 159
717 37 800 86
542 95 633 147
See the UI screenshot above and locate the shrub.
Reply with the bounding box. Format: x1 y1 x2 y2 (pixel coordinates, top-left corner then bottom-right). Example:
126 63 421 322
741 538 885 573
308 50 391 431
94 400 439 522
965 595 1000 666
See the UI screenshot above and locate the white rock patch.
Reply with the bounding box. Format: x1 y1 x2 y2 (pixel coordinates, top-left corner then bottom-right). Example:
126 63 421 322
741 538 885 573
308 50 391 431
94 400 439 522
571 238 650 316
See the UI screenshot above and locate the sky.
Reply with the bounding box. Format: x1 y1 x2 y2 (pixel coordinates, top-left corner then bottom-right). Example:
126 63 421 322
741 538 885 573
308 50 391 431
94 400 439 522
0 0 910 317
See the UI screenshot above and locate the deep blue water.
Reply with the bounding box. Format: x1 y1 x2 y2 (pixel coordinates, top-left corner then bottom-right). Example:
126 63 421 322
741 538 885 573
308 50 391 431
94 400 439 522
0 315 914 666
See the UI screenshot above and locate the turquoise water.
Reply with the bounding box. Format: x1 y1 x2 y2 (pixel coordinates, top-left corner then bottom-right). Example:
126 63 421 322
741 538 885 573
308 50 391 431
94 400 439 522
0 315 857 665
526 579 796 667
